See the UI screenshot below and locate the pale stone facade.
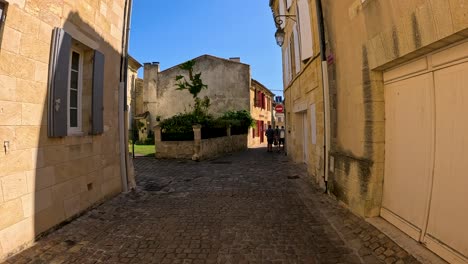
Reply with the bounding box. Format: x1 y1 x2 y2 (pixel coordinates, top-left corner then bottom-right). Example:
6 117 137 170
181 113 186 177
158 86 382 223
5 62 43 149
270 0 326 188
249 79 274 146
140 55 251 131
322 1 468 214
322 1 468 262
272 0 468 262
0 0 128 260
126 55 142 138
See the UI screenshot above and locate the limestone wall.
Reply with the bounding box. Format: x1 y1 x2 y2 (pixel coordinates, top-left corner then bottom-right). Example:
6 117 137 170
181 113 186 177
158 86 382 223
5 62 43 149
154 125 247 160
249 80 273 147
0 0 126 259
142 55 251 130
155 141 194 160
322 0 468 216
270 0 326 189
199 135 247 160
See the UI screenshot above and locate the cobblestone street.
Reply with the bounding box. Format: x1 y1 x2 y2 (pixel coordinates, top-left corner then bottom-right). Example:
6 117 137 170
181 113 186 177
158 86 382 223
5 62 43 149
3 148 422 264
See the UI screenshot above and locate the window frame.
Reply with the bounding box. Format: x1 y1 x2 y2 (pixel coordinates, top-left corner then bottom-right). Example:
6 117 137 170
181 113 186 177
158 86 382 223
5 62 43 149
0 1 8 44
67 48 84 135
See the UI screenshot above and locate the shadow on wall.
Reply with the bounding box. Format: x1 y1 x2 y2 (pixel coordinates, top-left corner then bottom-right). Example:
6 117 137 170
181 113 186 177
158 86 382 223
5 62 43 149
15 11 123 256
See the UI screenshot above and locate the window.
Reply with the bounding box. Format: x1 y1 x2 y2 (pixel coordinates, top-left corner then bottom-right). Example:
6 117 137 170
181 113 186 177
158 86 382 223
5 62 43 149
297 0 314 60
0 1 8 44
261 93 265 109
283 43 292 86
48 28 105 137
290 34 296 75
256 90 262 107
68 50 83 134
293 24 301 74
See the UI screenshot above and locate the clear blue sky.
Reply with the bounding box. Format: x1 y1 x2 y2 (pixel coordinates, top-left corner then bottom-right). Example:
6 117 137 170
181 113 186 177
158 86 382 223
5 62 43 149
128 0 283 96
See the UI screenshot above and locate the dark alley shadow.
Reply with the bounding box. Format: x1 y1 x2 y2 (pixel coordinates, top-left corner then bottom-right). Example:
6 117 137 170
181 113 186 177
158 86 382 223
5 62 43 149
31 11 123 242
0 7 126 261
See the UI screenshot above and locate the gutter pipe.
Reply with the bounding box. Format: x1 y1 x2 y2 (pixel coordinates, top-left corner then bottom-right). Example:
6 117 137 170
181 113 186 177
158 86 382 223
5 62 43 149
119 0 133 193
315 0 331 192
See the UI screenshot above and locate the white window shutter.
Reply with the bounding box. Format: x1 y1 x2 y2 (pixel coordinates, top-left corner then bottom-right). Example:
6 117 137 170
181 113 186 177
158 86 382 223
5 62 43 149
279 0 286 28
286 0 292 10
293 25 301 74
297 0 314 60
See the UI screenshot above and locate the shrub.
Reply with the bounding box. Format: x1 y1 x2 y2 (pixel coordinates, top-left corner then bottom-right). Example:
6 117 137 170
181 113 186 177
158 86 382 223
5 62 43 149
159 112 213 134
217 110 255 135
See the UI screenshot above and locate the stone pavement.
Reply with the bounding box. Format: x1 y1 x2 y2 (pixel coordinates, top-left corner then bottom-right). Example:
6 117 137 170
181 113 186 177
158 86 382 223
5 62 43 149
3 147 421 264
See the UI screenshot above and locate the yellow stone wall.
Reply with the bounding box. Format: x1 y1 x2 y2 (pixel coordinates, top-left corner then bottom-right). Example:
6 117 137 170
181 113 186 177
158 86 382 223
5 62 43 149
0 0 126 259
284 58 324 186
271 0 325 186
249 81 273 146
323 0 468 216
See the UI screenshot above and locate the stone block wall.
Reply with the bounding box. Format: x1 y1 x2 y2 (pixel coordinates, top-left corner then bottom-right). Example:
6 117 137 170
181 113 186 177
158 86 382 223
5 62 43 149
155 141 194 160
323 0 468 217
0 0 126 260
154 126 247 160
199 135 247 160
270 0 326 189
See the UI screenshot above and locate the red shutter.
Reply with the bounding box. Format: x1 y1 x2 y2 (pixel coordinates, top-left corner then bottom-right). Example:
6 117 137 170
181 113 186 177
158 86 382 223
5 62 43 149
261 93 265 109
257 120 261 137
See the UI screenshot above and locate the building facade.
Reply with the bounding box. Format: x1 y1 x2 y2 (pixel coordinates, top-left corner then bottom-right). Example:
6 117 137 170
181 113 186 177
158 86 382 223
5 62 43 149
270 0 326 187
249 79 274 146
0 0 131 260
127 55 142 138
139 55 251 130
272 0 468 262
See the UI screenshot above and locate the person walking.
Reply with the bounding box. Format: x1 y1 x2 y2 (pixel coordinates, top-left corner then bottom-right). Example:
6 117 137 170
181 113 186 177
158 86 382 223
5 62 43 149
279 126 286 151
274 126 280 149
265 125 275 152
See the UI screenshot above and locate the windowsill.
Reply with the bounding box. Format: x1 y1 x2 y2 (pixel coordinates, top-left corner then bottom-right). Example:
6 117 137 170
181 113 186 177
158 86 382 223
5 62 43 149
67 131 84 137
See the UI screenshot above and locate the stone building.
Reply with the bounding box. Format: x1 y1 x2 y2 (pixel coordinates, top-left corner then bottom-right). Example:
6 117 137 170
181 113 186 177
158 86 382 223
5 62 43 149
249 79 274 146
0 0 131 260
270 0 326 188
271 0 468 262
139 55 251 130
126 55 142 136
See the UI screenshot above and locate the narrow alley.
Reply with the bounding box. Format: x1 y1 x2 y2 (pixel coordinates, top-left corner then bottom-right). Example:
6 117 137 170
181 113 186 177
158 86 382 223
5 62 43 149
3 148 422 264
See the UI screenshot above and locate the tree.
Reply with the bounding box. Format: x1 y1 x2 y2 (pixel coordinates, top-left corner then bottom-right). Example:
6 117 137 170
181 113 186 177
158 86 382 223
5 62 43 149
175 60 210 116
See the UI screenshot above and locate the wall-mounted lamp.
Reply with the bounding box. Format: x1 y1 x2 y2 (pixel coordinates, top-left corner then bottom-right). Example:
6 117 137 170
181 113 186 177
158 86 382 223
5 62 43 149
273 15 296 47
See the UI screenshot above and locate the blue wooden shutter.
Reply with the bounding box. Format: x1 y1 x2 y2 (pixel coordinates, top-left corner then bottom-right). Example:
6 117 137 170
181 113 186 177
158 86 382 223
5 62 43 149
48 28 71 137
92 50 105 135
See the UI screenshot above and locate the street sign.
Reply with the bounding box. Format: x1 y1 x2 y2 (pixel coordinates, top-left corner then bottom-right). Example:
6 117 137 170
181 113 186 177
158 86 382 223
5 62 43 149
275 104 284 113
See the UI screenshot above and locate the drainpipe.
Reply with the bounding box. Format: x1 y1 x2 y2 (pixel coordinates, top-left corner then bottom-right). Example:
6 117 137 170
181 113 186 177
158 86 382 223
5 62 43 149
119 0 133 193
315 0 331 192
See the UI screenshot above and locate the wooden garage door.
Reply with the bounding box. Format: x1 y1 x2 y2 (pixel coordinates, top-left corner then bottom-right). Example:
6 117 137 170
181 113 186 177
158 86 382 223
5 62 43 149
382 41 468 264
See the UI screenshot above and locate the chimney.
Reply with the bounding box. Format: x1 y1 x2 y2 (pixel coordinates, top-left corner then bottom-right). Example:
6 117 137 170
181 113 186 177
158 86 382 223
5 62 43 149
229 57 240 62
143 62 160 103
